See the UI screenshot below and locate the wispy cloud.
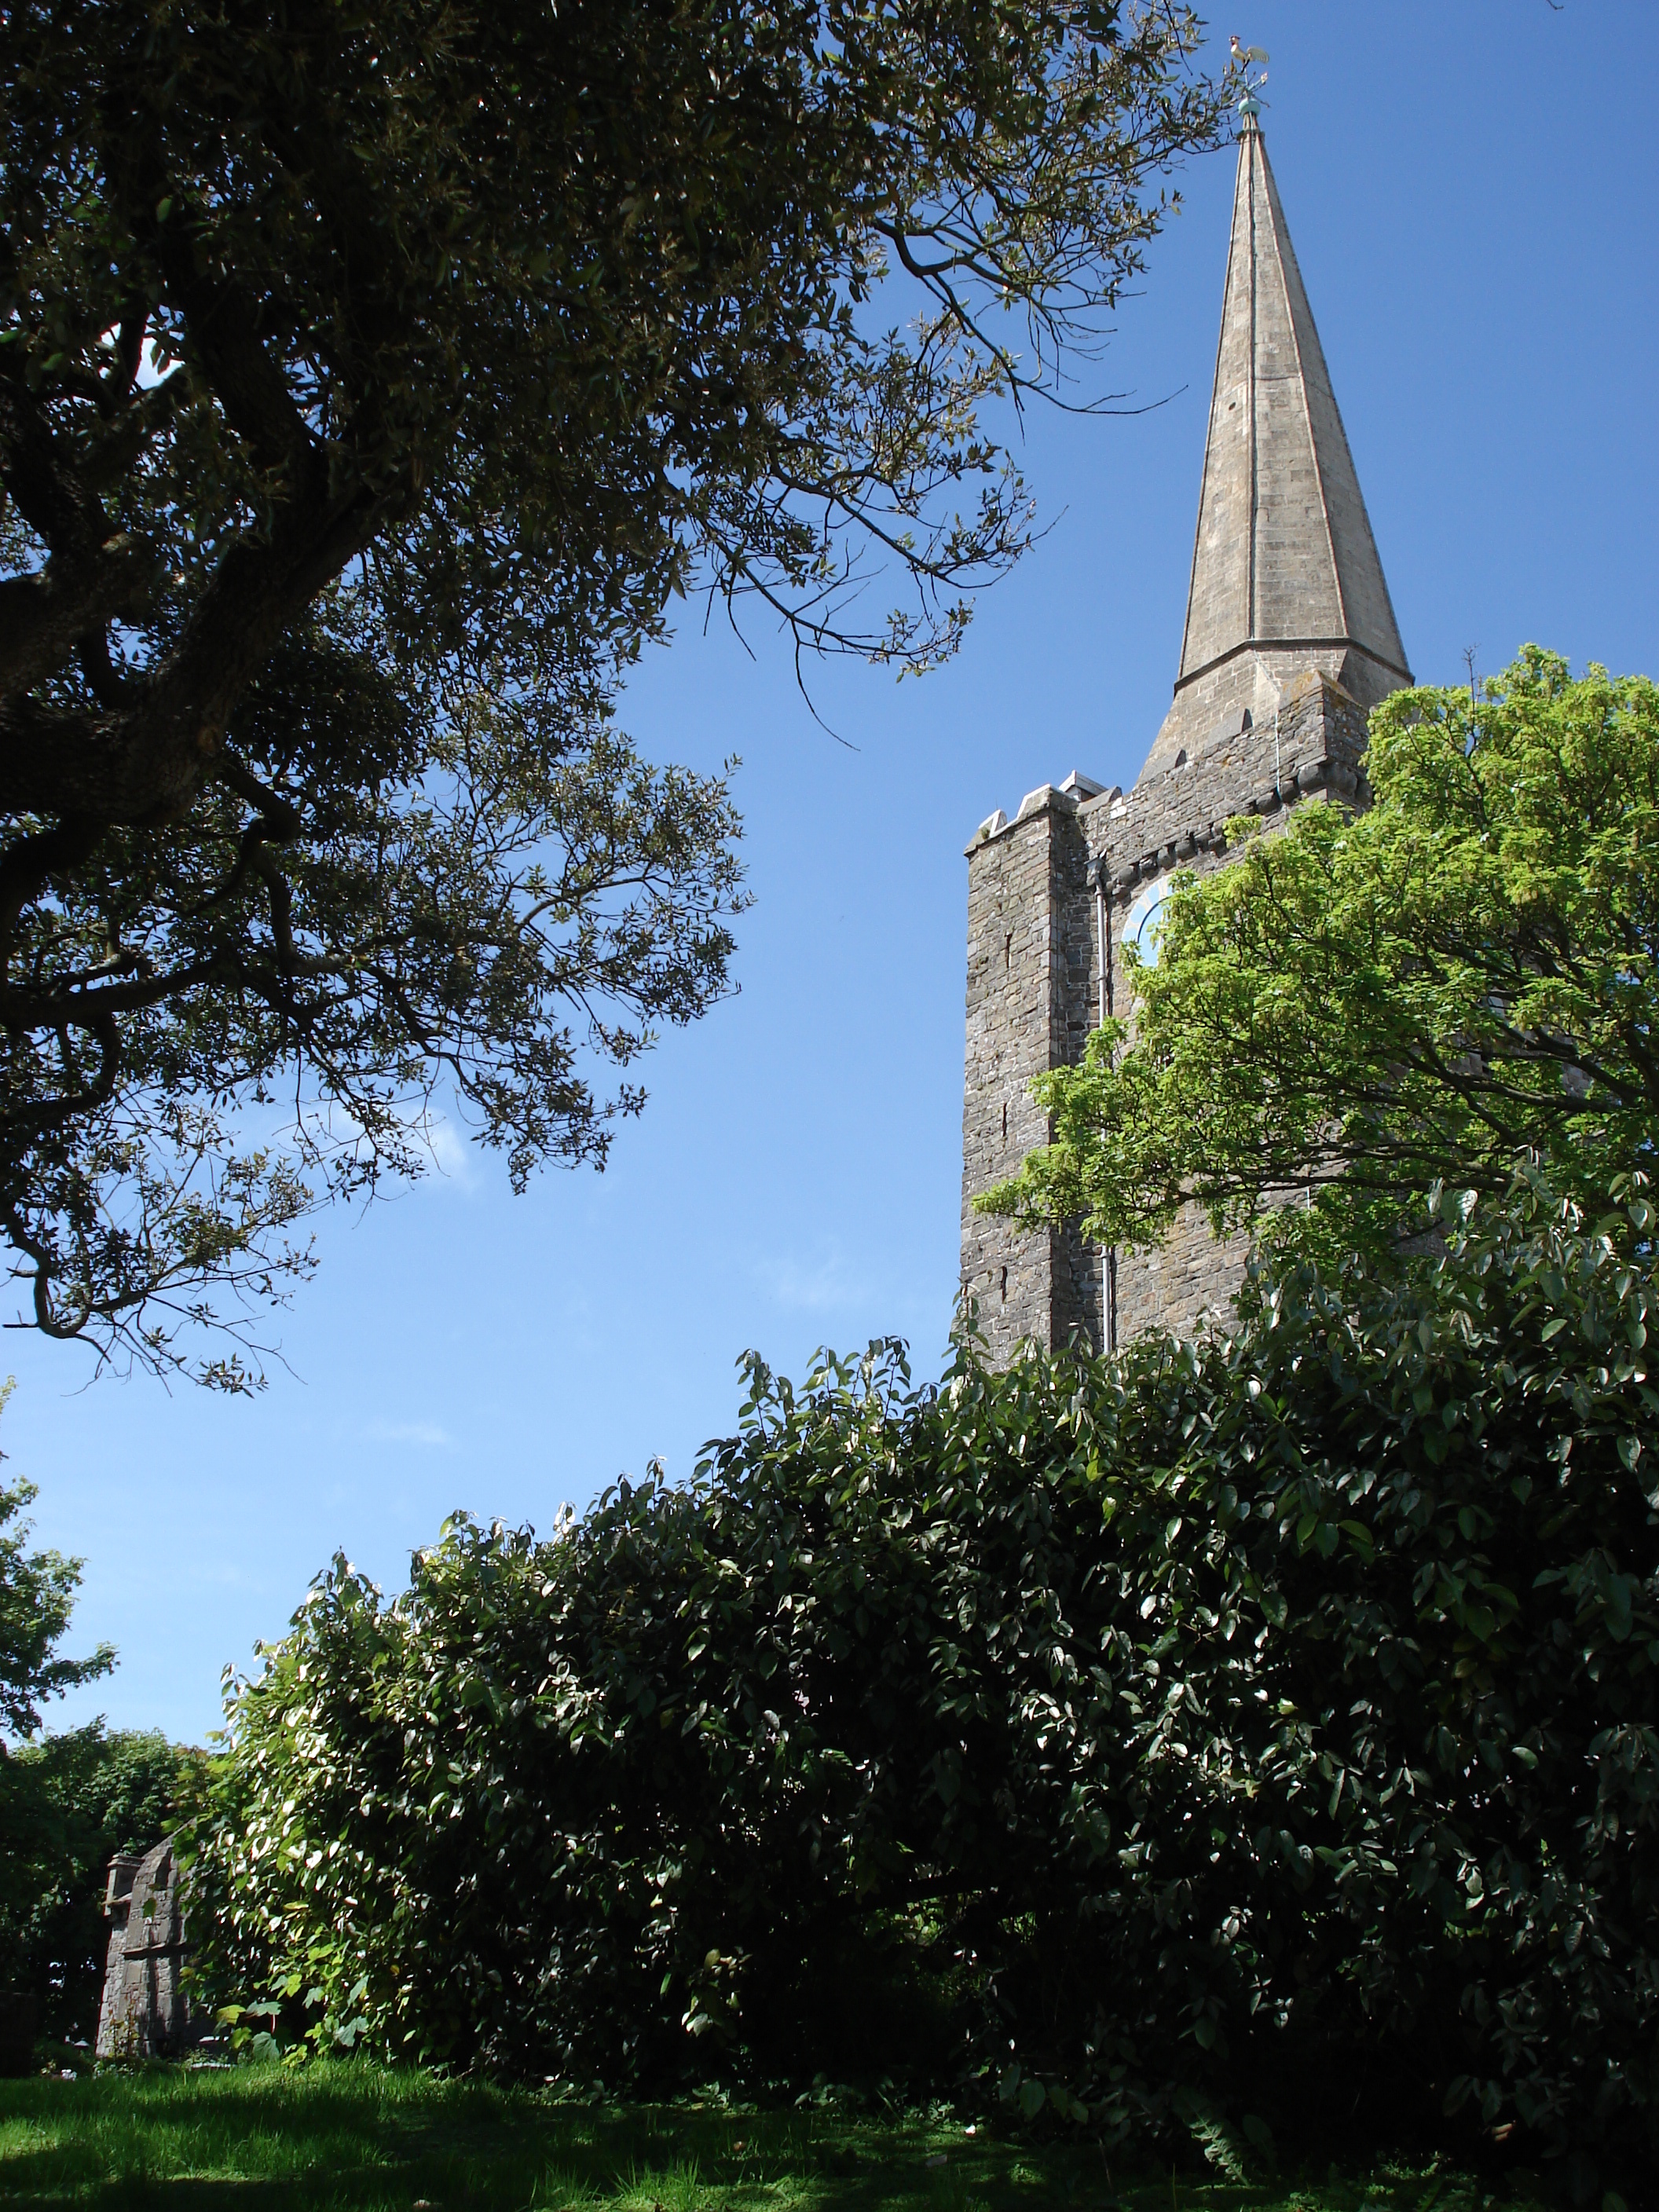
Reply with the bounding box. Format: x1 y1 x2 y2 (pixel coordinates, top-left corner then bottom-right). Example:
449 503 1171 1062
423 1115 482 1191
753 1246 870 1314
366 1419 455 1448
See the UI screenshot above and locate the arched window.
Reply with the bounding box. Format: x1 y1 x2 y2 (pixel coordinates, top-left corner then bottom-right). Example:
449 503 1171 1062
1122 878 1170 969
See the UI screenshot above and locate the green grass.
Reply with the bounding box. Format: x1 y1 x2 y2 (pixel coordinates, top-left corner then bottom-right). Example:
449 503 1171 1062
0 2067 1538 2212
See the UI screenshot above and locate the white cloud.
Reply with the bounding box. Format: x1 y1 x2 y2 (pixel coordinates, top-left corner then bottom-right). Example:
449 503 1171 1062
185 1559 254 1588
423 1115 482 1190
753 1246 870 1313
366 1419 455 1448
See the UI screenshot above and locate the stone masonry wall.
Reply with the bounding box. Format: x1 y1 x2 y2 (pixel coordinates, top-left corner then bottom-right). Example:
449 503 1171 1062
959 790 1097 1364
961 669 1373 1356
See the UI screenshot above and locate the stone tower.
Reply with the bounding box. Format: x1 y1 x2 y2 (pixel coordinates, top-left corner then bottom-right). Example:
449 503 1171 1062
959 114 1411 1363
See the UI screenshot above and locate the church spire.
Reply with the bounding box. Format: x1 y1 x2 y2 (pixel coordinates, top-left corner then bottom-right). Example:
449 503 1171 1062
1137 115 1409 784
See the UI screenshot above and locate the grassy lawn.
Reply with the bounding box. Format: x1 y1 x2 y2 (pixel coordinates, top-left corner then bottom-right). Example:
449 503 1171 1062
0 2066 1540 2212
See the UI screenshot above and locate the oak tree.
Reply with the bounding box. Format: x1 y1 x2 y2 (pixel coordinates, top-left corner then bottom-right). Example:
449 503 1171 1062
0 0 1227 1380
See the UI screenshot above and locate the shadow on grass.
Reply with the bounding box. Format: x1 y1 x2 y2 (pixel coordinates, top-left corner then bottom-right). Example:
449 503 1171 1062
0 2072 1169 2212
0 2069 1489 2212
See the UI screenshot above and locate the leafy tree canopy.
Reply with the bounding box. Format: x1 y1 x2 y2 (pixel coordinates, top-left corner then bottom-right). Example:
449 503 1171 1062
0 0 1228 1382
979 647 1659 1265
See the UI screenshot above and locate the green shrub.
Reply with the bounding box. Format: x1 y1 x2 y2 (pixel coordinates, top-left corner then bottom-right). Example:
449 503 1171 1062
192 1173 1657 2196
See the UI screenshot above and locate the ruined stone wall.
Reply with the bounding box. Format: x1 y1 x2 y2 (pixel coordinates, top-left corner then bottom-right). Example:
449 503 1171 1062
97 1837 191 2060
960 671 1373 1356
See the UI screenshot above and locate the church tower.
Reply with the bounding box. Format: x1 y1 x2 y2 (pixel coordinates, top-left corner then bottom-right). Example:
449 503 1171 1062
959 112 1411 1362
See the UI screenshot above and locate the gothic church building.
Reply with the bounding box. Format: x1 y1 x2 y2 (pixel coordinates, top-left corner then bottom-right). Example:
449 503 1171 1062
959 115 1411 1363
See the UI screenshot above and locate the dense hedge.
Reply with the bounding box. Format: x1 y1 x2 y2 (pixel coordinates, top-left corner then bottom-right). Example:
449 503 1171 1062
193 1175 1658 2196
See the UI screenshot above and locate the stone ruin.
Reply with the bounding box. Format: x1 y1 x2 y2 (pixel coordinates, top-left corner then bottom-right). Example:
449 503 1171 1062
96 1836 192 2060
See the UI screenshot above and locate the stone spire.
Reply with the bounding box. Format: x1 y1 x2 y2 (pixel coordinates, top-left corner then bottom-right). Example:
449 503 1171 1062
1137 116 1409 784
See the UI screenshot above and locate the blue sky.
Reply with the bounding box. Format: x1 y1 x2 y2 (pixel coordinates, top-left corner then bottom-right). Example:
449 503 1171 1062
18 0 1659 1745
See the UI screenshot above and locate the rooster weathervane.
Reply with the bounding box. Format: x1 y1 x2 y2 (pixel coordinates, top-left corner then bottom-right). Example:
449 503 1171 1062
1229 34 1270 119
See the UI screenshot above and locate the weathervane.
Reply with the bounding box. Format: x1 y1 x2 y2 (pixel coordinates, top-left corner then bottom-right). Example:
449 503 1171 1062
1229 34 1269 120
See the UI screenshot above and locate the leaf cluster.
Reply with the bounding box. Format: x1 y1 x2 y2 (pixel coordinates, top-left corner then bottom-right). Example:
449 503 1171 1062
192 1171 1658 2192
0 628 748 1385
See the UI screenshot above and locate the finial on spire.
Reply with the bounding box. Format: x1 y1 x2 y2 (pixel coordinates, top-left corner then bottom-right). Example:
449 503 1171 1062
1228 34 1269 120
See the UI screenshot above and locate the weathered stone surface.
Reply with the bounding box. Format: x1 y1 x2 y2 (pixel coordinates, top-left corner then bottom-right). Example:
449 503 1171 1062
958 119 1412 1357
960 794 1099 1364
97 1837 192 2060
1140 119 1409 786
